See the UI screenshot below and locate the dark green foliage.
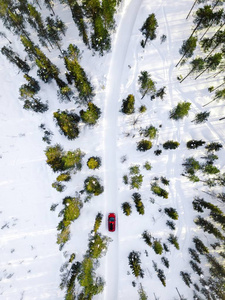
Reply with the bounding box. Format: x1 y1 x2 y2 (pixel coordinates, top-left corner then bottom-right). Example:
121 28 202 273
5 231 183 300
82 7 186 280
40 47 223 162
140 125 158 139
154 149 162 156
190 260 203 276
87 156 101 169
205 142 222 152
142 231 152 247
62 196 83 226
186 140 205 149
84 176 104 196
168 234 179 250
163 140 180 150
155 86 166 99
128 251 144 278
151 183 168 199
166 220 176 230
193 237 209 254
140 13 158 47
138 71 156 99
170 102 191 120
206 253 225 278
202 164 220 175
130 174 143 189
163 243 169 252
1 46 30 72
161 257 169 268
123 175 128 185
80 102 101 125
23 97 48 113
45 16 66 50
192 111 210 124
54 110 80 139
121 202 132 216
153 240 163 255
121 94 135 114
137 140 152 152
93 212 103 233
64 44 94 103
132 192 145 215
91 14 111 55
156 268 166 287
179 36 197 59
183 157 201 175
161 176 170 185
195 216 225 240
188 248 201 264
180 271 192 287
88 233 109 259
160 34 167 43
45 145 85 172
164 207 179 220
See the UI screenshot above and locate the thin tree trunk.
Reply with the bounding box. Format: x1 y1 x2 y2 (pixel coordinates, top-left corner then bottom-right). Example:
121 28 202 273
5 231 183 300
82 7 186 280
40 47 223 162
214 81 225 91
219 117 225 120
46 0 55 15
35 0 42 10
195 61 214 79
203 96 219 107
201 22 225 48
186 0 198 20
204 42 220 61
180 67 195 82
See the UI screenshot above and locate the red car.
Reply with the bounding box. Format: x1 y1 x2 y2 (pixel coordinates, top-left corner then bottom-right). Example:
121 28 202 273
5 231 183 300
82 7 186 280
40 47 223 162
108 213 116 232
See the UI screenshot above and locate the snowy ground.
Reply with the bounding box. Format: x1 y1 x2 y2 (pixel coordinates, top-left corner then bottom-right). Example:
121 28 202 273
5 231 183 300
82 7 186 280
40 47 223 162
0 0 225 299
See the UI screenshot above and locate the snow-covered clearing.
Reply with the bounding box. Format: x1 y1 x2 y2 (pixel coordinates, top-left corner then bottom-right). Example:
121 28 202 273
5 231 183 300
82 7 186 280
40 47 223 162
0 0 225 299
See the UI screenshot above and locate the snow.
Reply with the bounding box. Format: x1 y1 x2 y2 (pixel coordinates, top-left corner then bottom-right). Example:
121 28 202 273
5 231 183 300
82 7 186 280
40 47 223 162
1 0 225 299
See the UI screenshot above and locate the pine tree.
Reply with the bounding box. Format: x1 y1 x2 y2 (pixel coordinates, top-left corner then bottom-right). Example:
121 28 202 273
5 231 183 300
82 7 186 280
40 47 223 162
138 71 156 99
176 36 198 67
180 271 192 287
1 46 30 73
195 53 223 79
169 102 191 120
128 251 144 278
80 102 101 125
191 111 210 123
180 58 205 82
45 16 67 53
140 14 158 48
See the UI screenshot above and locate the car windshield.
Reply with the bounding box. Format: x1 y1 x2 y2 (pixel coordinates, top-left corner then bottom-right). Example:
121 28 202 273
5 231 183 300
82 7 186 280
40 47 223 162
109 217 115 222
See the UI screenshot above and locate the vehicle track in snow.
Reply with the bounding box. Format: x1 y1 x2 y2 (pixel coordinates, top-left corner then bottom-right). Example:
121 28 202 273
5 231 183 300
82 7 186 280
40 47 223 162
102 1 143 299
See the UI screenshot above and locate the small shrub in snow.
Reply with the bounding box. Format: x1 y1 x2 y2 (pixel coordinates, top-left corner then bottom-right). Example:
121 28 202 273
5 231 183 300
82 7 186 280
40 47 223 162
140 125 158 139
142 231 153 247
121 202 132 216
139 105 147 113
138 284 148 300
87 156 101 169
168 234 179 250
128 251 144 278
132 193 145 215
140 14 158 48
182 157 201 175
84 176 104 196
163 243 169 252
161 257 169 268
154 149 162 156
57 226 70 249
160 34 167 43
121 94 135 114
143 161 152 170
169 101 191 120
52 181 65 192
137 140 152 151
166 220 176 230
161 176 169 185
123 175 128 185
56 172 71 182
80 102 101 125
164 207 179 220
163 140 180 150
192 111 210 124
153 240 163 255
93 212 103 233
151 183 168 199
186 139 205 149
180 271 192 287
156 86 166 100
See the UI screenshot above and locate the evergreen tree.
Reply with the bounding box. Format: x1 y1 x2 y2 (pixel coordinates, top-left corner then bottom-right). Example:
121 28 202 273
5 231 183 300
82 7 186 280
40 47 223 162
121 94 135 114
168 234 179 250
138 71 156 99
164 207 179 220
140 13 158 48
80 102 101 125
195 53 223 79
128 251 144 278
180 271 192 287
54 110 80 139
186 139 205 149
121 202 132 216
170 101 191 120
195 216 225 240
191 111 210 123
1 46 30 72
45 16 67 53
163 140 180 149
93 212 103 233
176 36 197 67
180 58 205 82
